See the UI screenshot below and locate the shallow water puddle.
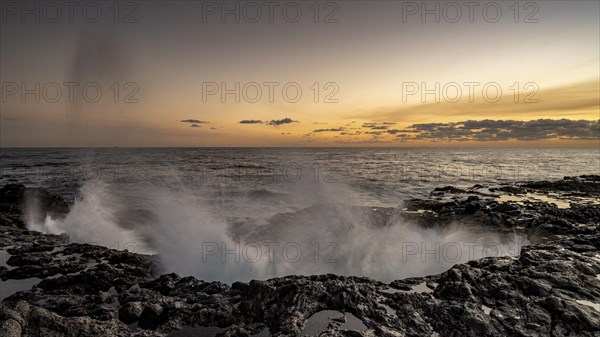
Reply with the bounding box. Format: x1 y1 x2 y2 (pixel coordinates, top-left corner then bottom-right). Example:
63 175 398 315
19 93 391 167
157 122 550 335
299 310 367 336
166 326 225 337
381 302 395 315
576 300 600 312
411 282 434 293
165 326 269 337
0 248 12 269
382 282 434 295
496 193 572 208
341 312 368 330
249 327 271 337
0 277 43 300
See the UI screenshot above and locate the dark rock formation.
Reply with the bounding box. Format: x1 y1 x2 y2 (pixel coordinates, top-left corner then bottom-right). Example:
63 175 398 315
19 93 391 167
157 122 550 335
1 177 599 336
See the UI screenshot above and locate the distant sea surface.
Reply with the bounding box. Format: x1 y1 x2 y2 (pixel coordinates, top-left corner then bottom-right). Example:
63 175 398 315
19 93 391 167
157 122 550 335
1 148 599 215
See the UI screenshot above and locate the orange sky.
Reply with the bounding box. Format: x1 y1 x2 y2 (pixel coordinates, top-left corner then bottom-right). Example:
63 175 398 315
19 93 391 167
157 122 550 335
1 1 599 147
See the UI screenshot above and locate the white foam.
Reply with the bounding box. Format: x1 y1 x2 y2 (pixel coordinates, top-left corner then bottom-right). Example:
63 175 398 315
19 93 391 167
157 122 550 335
23 171 529 283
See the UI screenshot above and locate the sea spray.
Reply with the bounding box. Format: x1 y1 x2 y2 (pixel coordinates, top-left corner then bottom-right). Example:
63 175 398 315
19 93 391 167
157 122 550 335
24 164 528 283
25 180 151 254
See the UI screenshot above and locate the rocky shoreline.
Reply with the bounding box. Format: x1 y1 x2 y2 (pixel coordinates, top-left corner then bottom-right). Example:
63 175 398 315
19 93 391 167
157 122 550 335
1 177 599 336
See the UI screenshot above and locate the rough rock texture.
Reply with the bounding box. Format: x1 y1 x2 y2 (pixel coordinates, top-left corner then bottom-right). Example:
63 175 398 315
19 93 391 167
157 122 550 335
1 177 599 336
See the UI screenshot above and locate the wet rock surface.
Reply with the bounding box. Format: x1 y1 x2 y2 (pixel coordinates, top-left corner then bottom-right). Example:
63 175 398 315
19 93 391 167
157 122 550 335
1 177 599 336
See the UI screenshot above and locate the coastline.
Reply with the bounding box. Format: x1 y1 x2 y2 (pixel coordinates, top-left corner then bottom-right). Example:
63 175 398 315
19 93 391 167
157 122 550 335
1 176 599 336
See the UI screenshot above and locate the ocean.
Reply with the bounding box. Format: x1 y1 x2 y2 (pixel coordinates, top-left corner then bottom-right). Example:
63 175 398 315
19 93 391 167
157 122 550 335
2 147 599 206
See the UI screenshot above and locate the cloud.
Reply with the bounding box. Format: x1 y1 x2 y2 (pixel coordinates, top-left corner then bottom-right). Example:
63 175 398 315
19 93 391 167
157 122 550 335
362 122 395 130
267 118 298 126
190 124 200 128
357 80 599 123
180 119 209 124
313 127 346 133
239 120 263 124
397 119 599 142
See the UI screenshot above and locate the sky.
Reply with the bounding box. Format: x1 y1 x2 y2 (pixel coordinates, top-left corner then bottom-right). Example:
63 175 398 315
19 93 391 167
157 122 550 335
1 0 599 147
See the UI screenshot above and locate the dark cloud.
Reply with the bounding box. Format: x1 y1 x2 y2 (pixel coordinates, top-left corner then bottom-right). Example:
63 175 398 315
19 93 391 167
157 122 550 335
398 119 599 142
190 124 200 128
239 120 263 124
267 118 298 126
313 127 346 133
460 119 516 130
362 122 396 130
410 123 451 131
180 119 209 124
340 131 362 135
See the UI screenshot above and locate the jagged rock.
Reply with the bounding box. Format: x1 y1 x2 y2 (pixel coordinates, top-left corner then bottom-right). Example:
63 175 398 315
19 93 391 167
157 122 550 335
0 304 25 337
119 302 144 324
138 305 165 330
521 176 600 195
1 177 599 336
